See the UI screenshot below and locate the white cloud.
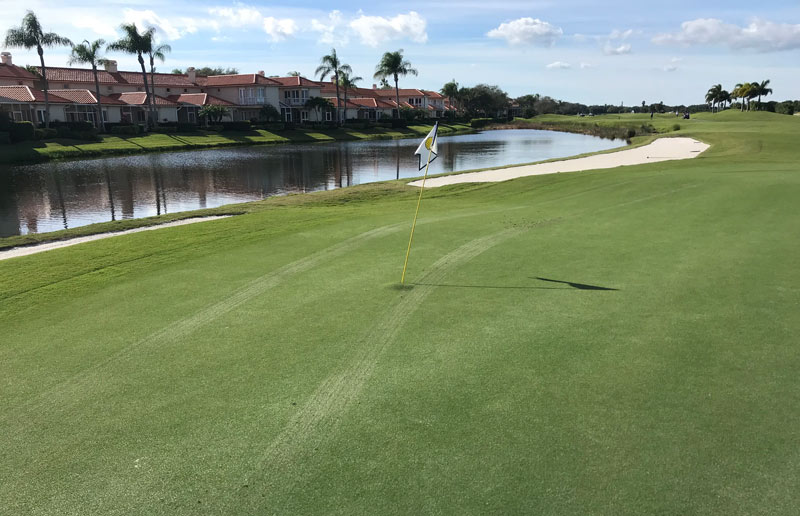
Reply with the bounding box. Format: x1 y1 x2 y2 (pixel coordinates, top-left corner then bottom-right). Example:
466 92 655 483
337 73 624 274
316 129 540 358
603 42 632 55
609 29 635 40
263 17 297 41
487 18 562 46
207 6 262 28
311 10 348 45
546 61 571 69
123 9 195 40
653 18 800 52
580 62 593 69
663 64 678 72
349 11 428 47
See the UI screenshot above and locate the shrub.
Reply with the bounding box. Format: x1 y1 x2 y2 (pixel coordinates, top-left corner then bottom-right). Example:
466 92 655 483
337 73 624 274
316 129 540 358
110 125 142 135
220 121 252 131
470 117 492 128
206 124 224 132
672 124 681 132
177 123 199 132
9 121 35 142
151 126 177 134
0 112 11 131
390 119 408 129
0 131 10 145
51 120 95 132
626 128 636 139
261 122 285 132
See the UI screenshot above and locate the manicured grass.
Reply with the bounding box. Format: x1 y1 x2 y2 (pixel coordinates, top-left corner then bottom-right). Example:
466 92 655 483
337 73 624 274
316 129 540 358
0 123 472 165
1 111 800 514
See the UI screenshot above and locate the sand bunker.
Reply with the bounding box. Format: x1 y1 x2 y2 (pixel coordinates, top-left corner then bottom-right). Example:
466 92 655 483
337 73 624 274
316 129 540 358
0 216 232 261
409 137 709 188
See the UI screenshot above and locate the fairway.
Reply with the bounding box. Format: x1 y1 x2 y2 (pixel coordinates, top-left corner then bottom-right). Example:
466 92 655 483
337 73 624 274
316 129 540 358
2 112 799 515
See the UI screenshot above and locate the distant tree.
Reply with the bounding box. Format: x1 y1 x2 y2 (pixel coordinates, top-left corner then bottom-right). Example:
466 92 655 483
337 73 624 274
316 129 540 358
315 48 351 125
459 84 509 117
441 79 459 111
515 94 540 118
68 39 110 131
641 100 646 113
304 96 333 122
378 77 392 89
199 104 228 123
718 89 731 110
108 23 157 126
374 49 418 120
4 10 72 127
258 104 280 122
339 72 362 123
706 84 722 112
753 79 772 110
172 66 239 76
287 70 301 76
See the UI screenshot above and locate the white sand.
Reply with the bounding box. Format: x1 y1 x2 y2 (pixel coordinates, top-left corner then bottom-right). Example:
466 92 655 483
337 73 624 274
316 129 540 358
0 216 232 261
409 137 709 188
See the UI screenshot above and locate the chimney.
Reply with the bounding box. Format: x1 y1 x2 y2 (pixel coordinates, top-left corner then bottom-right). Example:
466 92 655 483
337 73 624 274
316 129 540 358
186 66 196 82
257 70 265 76
0 52 11 65
104 60 118 73
373 84 377 89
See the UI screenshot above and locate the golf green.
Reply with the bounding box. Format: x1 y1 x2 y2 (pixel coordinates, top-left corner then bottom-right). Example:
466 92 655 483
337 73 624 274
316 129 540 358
1 111 799 515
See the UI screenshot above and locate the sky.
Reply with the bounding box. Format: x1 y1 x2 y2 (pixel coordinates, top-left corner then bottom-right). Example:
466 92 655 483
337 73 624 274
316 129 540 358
1 0 799 105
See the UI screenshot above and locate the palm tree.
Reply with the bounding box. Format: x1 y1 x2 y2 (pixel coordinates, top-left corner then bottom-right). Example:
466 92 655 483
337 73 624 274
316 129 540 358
4 11 71 128
733 83 753 111
705 84 722 113
753 79 772 110
374 49 418 120
108 23 156 126
68 39 110 131
441 79 459 112
718 89 731 111
304 96 333 123
315 48 351 125
339 72 362 124
147 38 171 122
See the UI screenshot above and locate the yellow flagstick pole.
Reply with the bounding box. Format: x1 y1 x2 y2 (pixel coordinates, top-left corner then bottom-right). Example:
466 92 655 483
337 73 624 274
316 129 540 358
401 144 434 285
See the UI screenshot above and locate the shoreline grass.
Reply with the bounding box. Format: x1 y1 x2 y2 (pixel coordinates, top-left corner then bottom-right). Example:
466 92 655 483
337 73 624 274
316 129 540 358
0 123 473 166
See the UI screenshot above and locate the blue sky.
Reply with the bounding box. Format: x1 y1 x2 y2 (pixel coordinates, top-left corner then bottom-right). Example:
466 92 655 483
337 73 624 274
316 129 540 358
2 0 799 105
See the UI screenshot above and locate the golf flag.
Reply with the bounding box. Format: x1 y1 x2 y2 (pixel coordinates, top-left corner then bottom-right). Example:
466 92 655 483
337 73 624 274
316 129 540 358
414 122 439 170
401 122 440 285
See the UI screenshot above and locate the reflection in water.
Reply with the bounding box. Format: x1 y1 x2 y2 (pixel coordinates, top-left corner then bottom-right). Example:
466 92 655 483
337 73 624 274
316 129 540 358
0 130 623 237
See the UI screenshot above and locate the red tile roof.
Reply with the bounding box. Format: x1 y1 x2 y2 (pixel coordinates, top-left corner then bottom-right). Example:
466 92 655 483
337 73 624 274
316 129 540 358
47 89 97 104
108 92 178 106
202 74 281 87
166 93 235 107
269 76 324 88
36 66 200 87
421 90 444 99
0 85 71 103
0 63 38 81
373 88 426 97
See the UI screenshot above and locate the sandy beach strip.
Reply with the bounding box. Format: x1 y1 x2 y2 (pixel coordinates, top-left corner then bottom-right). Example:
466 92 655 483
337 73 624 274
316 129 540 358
0 216 232 261
409 137 710 188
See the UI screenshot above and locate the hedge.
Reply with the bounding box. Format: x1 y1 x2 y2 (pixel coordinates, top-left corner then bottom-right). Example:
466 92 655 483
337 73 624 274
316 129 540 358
470 118 492 128
220 121 252 131
9 121 35 142
34 128 58 140
110 125 143 135
0 131 10 145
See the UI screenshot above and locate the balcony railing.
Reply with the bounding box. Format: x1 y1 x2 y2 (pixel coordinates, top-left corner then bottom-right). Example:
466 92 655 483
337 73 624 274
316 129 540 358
239 96 266 105
285 97 307 106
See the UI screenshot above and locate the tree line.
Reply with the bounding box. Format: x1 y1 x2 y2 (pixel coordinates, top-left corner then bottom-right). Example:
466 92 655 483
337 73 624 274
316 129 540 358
705 81 773 112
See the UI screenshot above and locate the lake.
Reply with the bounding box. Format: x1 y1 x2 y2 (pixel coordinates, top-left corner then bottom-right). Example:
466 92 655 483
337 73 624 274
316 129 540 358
0 129 624 237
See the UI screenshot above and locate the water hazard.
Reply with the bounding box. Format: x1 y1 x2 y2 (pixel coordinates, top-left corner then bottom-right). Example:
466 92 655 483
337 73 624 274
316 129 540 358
0 129 624 237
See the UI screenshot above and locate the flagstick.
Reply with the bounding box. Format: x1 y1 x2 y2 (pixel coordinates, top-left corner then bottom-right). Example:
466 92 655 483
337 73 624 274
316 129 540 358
401 145 434 285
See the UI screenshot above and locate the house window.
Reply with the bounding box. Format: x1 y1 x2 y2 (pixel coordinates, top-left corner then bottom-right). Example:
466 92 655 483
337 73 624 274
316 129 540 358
184 88 188 92
325 111 332 122
281 108 292 122
137 110 146 122
300 110 308 122
36 109 46 124
102 110 108 122
166 88 171 92
188 110 196 123
107 86 113 92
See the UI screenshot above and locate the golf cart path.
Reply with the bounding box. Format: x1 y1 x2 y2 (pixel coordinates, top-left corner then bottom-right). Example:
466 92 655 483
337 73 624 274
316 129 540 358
0 216 232 261
409 137 710 188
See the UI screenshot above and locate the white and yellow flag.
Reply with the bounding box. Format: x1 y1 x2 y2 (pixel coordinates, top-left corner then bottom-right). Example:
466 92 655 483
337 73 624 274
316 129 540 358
414 121 439 170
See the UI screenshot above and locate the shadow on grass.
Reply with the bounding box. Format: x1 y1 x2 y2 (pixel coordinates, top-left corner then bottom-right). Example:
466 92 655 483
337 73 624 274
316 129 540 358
533 277 619 291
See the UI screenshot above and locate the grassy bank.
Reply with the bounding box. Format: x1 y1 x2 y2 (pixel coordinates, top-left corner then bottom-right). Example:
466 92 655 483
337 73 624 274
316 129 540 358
0 122 472 165
1 111 800 514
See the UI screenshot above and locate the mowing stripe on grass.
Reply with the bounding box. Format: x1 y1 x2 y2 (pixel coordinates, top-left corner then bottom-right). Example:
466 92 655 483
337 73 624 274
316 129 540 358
226 226 532 511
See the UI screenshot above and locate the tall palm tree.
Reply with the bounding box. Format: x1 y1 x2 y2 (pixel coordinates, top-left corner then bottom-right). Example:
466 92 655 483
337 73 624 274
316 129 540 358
4 11 71 128
108 24 156 126
147 38 171 122
315 48 351 125
374 49 418 120
68 39 110 131
441 79 459 112
734 83 753 111
339 72 362 124
718 89 731 111
753 79 772 110
705 84 722 113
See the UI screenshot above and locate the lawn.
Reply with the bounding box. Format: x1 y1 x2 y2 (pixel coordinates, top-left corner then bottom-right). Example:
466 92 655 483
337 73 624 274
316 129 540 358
0 123 472 165
1 111 799 515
